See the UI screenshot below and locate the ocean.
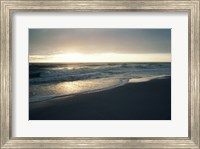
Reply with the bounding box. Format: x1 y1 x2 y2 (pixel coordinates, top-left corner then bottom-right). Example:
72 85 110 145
29 63 171 103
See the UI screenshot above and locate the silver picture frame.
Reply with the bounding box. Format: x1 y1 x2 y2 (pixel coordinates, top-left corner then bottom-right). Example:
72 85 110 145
0 0 199 148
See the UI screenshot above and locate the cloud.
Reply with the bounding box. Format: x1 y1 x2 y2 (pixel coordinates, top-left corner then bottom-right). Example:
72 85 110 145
29 29 171 56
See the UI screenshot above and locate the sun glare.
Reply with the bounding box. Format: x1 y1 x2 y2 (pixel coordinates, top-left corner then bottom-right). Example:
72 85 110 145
56 53 83 62
29 52 171 63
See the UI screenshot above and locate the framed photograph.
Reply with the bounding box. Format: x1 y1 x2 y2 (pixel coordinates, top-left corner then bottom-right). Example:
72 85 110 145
0 0 199 148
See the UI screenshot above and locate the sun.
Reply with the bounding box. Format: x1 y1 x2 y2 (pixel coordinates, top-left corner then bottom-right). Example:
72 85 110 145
52 53 84 62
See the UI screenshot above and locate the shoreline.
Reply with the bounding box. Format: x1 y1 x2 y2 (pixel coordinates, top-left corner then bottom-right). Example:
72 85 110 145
29 76 171 120
29 75 170 103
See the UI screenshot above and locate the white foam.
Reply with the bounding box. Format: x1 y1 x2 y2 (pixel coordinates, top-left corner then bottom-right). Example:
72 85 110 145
129 75 170 83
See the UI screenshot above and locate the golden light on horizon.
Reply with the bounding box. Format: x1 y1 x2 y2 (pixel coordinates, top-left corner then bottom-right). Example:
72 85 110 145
29 53 171 63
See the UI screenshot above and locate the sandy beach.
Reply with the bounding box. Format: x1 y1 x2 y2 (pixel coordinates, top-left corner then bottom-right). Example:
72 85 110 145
29 77 171 120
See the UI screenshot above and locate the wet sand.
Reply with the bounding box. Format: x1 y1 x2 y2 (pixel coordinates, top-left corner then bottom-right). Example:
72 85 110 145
29 77 171 120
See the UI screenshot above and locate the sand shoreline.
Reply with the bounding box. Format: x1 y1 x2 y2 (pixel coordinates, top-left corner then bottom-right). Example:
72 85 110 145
29 77 171 120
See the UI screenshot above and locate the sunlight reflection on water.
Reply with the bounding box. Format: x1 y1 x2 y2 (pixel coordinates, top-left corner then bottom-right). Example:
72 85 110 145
29 78 126 102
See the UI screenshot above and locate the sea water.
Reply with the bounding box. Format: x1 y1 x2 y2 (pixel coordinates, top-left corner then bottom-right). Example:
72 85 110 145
29 63 171 102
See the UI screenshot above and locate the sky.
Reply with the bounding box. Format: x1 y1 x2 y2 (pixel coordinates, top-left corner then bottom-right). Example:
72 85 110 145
29 29 171 63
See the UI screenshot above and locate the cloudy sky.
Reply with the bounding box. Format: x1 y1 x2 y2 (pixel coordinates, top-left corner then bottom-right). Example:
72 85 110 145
29 29 171 63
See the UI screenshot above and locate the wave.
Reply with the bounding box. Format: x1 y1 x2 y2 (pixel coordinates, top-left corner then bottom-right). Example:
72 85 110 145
29 71 109 84
29 75 170 103
29 78 129 103
29 63 171 85
128 75 170 83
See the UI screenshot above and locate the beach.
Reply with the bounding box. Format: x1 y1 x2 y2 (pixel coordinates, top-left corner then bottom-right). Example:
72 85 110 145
29 76 171 120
